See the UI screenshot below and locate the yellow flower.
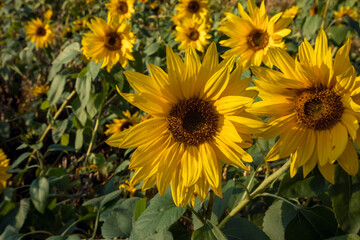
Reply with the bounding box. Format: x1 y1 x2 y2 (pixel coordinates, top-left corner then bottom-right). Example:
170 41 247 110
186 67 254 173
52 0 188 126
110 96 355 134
138 0 148 3
106 43 263 206
106 0 135 22
73 17 88 31
0 149 11 193
0 0 5 8
175 0 208 20
44 10 53 20
105 110 140 135
282 5 299 19
250 29 360 183
81 17 135 72
25 18 53 49
218 0 294 69
334 6 358 21
119 180 136 197
174 17 211 52
30 84 49 97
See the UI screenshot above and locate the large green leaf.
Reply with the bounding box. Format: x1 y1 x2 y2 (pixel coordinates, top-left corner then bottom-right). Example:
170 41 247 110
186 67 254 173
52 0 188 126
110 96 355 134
101 198 140 238
30 177 49 214
263 200 297 240
48 43 81 81
302 15 322 40
212 180 235 223
223 216 270 240
191 220 227 240
278 169 328 198
130 189 186 240
330 164 360 233
0 225 21 240
284 206 338 240
47 74 67 105
0 198 29 233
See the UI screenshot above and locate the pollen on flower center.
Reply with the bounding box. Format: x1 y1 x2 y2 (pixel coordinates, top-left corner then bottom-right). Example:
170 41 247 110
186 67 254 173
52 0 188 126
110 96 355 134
247 29 269 51
36 27 46 36
117 2 128 14
167 97 219 145
188 29 200 41
187 1 200 13
105 32 122 51
294 88 344 130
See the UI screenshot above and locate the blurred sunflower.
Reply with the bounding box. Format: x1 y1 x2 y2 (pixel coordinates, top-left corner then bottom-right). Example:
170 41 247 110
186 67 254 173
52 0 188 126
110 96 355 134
250 29 360 183
334 6 358 21
106 0 135 21
0 149 11 193
105 110 140 135
217 0 294 69
25 18 53 49
106 43 263 206
119 180 136 197
175 17 211 52
44 10 53 20
81 17 135 72
30 84 49 97
175 0 208 20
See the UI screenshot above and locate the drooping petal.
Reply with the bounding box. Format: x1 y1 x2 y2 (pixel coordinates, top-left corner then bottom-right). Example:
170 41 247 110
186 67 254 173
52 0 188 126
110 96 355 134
337 140 359 176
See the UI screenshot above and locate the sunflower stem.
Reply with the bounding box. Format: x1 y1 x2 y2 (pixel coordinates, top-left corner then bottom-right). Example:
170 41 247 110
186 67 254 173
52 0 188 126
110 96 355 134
187 206 206 225
206 190 215 220
321 0 331 28
28 90 77 165
217 160 291 228
84 94 106 166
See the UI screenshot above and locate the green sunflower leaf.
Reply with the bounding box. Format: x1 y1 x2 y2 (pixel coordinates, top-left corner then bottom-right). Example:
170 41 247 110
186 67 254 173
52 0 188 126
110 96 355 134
129 189 186 240
330 164 360 233
191 220 227 240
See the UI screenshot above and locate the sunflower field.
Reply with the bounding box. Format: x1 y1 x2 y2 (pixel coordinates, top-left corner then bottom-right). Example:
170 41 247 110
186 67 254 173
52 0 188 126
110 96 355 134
1 0 360 239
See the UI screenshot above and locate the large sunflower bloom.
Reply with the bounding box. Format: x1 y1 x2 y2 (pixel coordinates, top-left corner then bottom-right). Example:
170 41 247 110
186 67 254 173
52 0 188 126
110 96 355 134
217 0 294 69
81 17 135 72
250 29 360 183
0 149 11 193
25 18 53 49
106 43 264 206
174 17 211 52
106 0 135 22
175 0 208 20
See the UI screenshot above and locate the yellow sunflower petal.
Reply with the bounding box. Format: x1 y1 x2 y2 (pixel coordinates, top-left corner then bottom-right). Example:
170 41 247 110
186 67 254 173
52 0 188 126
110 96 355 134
337 140 359 176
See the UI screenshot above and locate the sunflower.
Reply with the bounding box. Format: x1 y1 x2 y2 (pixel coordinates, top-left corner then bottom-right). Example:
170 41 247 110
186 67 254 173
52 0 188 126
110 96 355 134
217 0 294 70
119 180 136 197
106 43 264 206
106 0 135 22
25 18 53 49
81 17 135 72
0 149 11 193
175 0 208 20
105 110 140 135
250 29 360 183
174 17 211 52
334 6 358 21
30 84 49 97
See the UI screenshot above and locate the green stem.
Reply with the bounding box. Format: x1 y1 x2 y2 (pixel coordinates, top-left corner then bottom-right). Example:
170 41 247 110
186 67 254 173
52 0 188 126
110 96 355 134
206 190 215 220
218 160 291 228
21 230 53 239
84 95 106 165
259 192 299 209
187 206 206 225
91 208 101 239
321 0 331 28
28 90 77 163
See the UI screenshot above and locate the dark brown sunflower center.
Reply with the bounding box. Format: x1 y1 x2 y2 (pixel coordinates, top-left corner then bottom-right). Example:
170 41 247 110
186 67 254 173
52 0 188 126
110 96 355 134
188 29 200 41
117 2 129 14
247 29 269 51
294 88 344 130
120 121 133 131
36 27 46 36
187 1 200 13
104 32 122 51
167 97 219 145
